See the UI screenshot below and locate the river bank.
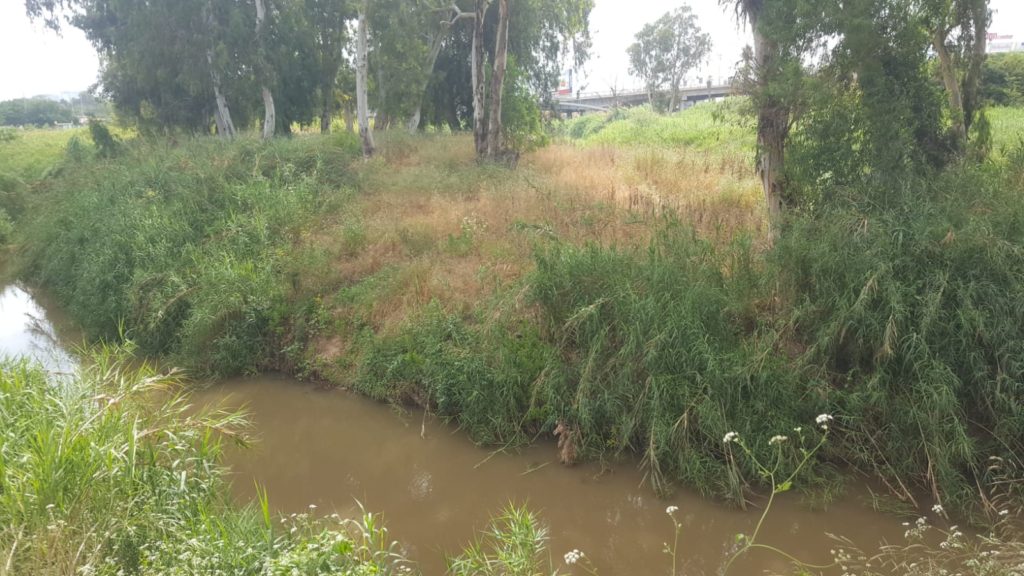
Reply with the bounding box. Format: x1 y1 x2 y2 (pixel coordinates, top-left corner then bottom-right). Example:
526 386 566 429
4 101 1024 528
0 281 951 575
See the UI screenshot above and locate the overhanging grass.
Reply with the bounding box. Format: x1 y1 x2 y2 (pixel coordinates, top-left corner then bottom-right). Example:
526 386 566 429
0 352 411 575
18 133 360 374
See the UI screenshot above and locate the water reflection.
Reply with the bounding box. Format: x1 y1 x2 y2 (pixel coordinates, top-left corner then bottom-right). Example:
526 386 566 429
0 284 77 373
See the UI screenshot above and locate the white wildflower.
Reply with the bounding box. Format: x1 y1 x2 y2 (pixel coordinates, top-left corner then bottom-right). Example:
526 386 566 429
769 435 789 446
665 505 679 515
816 414 834 429
723 431 740 444
998 509 1009 516
564 549 584 565
932 504 945 515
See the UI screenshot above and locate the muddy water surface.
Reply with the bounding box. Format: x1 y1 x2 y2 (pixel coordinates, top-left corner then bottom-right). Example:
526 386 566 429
196 378 907 575
1 282 908 575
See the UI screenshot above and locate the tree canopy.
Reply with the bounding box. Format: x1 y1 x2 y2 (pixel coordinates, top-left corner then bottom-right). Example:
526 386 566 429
627 6 712 113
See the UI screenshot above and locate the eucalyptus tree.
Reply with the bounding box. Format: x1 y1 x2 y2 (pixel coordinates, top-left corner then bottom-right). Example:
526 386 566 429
920 0 990 153
627 6 713 113
485 0 511 158
303 0 353 133
720 0 811 231
356 0 375 157
254 0 277 139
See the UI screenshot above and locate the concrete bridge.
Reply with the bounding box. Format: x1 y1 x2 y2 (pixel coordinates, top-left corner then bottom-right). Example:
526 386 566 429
549 84 733 114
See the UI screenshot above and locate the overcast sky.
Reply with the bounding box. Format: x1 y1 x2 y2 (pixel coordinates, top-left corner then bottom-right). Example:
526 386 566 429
2 0 1023 101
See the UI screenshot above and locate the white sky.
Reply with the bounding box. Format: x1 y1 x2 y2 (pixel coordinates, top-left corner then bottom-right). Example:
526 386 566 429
1 0 1023 101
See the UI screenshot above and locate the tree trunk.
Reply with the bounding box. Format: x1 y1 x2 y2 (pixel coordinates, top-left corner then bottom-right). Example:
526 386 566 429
752 19 789 238
472 0 489 157
485 0 510 159
962 0 988 137
255 0 276 140
205 1 235 139
356 3 375 157
320 104 331 134
208 63 236 139
933 30 967 150
260 87 276 139
344 104 355 134
407 28 448 134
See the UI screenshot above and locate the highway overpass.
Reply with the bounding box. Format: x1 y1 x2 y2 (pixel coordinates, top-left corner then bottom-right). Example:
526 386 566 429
549 84 733 114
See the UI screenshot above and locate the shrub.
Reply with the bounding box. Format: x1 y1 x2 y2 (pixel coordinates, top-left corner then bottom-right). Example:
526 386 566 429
357 303 553 446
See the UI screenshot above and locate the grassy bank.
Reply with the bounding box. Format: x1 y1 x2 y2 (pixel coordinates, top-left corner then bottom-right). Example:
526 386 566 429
9 103 1024 519
0 353 415 575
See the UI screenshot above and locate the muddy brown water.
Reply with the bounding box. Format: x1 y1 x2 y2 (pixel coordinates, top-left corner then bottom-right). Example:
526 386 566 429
1 283 910 575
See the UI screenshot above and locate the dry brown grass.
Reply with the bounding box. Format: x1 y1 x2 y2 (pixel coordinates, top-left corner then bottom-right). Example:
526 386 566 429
525 143 765 243
305 134 766 366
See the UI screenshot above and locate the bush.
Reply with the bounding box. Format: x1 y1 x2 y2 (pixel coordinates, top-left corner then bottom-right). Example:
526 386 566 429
357 303 553 446
88 118 122 158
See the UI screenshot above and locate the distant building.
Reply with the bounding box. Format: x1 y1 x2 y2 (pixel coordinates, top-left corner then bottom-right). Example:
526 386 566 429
987 33 1023 54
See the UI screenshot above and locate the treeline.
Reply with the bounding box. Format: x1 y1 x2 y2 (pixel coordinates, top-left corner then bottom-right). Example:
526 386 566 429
25 0 591 159
0 93 109 128
0 98 74 127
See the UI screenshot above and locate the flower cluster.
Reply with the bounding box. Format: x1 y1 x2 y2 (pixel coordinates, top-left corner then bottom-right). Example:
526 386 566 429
816 413 833 430
768 435 789 446
665 505 679 516
564 549 585 565
723 431 740 444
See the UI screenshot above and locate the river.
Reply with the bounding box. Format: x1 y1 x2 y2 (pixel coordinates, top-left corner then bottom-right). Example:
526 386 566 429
0 283 908 575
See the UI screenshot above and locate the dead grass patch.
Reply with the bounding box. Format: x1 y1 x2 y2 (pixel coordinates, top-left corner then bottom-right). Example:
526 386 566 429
307 134 768 365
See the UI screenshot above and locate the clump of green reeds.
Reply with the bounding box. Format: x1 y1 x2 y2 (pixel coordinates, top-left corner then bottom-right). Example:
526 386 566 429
17 134 358 375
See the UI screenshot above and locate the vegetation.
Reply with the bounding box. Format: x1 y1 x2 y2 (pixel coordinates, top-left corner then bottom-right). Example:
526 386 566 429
6 0 1024 572
25 0 592 161
984 52 1024 107
18 130 359 374
9 99 1024 521
0 97 75 128
627 6 713 113
0 352 413 575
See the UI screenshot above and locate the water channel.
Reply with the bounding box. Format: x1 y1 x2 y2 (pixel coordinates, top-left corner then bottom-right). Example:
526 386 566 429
0 282 909 575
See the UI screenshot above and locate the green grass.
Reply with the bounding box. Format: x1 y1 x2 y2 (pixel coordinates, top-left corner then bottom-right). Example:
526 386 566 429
0 128 83 182
557 99 755 158
349 160 1024 512
18 133 360 375
11 118 1024 517
0 351 412 575
990 106 1024 153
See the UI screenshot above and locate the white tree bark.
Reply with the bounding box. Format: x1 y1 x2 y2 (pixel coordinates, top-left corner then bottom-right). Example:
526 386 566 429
255 0 276 140
407 4 476 134
356 2 375 157
485 0 510 158
205 1 235 139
